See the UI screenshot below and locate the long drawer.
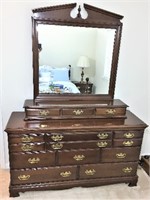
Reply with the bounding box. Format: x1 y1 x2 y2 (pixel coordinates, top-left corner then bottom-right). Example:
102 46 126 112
80 162 138 179
9 142 45 152
11 166 77 185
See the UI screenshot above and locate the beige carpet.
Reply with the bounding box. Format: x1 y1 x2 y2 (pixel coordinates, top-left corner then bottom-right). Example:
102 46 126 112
0 166 150 200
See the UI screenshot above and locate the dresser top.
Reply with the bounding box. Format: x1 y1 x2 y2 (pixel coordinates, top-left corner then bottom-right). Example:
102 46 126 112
5 111 147 133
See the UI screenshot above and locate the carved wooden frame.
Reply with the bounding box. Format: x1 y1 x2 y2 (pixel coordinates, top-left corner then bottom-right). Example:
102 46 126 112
32 3 123 102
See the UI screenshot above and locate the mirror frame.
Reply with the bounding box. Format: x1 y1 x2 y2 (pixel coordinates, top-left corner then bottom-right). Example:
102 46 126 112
32 3 123 102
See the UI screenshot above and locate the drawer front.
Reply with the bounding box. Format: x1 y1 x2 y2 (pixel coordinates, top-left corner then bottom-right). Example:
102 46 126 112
26 109 60 117
96 107 126 116
62 108 94 116
58 149 99 165
46 131 112 142
101 147 141 162
10 151 55 169
11 166 77 185
47 140 112 150
9 142 45 152
113 139 142 147
114 130 143 139
9 134 44 144
80 162 138 179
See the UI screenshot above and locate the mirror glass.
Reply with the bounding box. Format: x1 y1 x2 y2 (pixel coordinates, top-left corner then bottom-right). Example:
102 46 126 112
38 24 116 94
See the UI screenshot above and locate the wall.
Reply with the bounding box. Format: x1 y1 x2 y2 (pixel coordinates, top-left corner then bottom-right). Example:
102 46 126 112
0 0 149 168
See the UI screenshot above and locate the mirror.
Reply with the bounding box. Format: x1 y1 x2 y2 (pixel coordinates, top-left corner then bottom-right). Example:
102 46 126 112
32 3 123 101
38 24 116 94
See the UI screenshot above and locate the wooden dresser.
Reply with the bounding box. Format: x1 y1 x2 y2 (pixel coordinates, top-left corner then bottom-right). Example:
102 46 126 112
5 108 147 197
5 2 148 198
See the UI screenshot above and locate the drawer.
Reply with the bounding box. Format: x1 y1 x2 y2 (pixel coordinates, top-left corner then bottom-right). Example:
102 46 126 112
113 139 142 147
25 108 60 119
58 149 99 165
101 147 141 162
46 131 112 142
62 108 94 116
47 140 112 150
11 166 77 185
8 133 44 144
96 107 126 116
10 151 55 169
9 142 45 152
80 162 138 179
114 130 143 139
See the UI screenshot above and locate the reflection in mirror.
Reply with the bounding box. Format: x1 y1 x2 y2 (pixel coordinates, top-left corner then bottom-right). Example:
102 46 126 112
38 24 115 94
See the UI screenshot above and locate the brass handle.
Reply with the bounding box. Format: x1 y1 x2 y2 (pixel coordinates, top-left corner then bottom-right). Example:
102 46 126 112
21 136 33 143
18 175 30 181
122 167 133 173
40 124 48 128
106 109 116 115
28 157 40 164
21 144 33 151
73 109 84 115
123 141 134 146
51 134 64 141
51 143 63 150
116 153 126 159
85 169 96 176
73 154 85 161
97 133 108 139
39 110 50 116
60 171 71 177
97 141 108 148
124 132 135 139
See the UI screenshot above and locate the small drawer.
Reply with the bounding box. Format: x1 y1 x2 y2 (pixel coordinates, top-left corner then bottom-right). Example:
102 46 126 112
26 108 60 117
11 166 77 185
58 149 99 165
46 131 112 142
101 147 141 162
8 134 44 144
47 140 112 150
113 138 142 147
9 142 45 152
96 107 126 116
80 162 138 179
62 108 94 116
114 130 143 139
10 151 55 169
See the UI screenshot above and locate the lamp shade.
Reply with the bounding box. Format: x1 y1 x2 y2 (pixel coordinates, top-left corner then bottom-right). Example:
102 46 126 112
77 56 90 68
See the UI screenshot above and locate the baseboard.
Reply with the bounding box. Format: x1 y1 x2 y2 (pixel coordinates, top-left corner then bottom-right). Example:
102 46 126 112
140 156 150 176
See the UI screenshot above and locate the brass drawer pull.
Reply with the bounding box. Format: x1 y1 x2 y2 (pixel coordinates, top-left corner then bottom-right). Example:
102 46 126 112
122 167 133 173
51 134 64 142
97 133 108 139
60 171 71 177
51 143 63 150
73 109 84 115
116 153 126 159
21 136 33 143
40 124 48 128
39 110 50 116
18 175 30 181
97 141 108 148
85 169 96 176
28 157 40 164
123 141 134 146
124 132 135 139
106 109 116 115
73 154 85 161
21 144 33 151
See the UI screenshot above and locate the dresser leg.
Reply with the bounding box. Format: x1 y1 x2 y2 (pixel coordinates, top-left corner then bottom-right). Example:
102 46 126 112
9 190 20 197
128 177 138 187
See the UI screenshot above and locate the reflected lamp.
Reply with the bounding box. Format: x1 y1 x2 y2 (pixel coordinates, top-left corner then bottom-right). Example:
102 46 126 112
77 56 90 83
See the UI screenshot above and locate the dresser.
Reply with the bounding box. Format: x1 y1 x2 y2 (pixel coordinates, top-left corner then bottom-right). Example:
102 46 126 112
5 2 148 198
5 110 147 197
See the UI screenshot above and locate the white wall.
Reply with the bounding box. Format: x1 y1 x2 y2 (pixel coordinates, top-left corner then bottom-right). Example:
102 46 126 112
0 0 149 168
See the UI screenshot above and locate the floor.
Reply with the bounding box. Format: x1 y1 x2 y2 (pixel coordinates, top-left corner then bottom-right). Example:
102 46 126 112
0 166 150 200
